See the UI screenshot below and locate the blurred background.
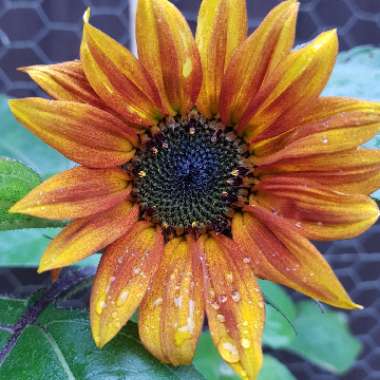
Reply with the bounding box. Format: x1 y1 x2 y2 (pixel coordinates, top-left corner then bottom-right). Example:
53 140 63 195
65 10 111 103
0 1 380 379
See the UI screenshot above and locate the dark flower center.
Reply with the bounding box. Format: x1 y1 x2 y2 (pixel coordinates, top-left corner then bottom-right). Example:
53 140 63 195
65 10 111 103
129 113 249 235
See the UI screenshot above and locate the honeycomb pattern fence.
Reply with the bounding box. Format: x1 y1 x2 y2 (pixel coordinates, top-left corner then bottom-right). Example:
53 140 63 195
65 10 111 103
0 0 380 379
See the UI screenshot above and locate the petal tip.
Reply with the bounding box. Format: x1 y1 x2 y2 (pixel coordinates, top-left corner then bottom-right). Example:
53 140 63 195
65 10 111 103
83 7 91 23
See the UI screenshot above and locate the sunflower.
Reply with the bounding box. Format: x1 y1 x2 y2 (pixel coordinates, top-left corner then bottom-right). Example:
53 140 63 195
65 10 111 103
8 0 380 378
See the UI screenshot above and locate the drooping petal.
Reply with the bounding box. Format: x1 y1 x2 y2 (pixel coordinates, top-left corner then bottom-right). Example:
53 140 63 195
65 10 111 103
255 176 379 240
252 99 380 166
10 166 131 220
8 98 137 168
19 61 103 107
219 0 299 125
195 0 247 117
239 30 338 138
90 222 164 347
38 202 139 272
81 13 167 126
139 237 204 365
256 148 380 194
252 96 380 146
192 235 264 380
136 0 202 115
233 205 361 310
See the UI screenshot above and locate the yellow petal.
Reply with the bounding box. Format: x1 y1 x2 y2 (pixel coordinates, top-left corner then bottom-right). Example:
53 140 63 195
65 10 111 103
193 235 264 380
136 0 202 115
19 61 103 107
256 148 380 195
139 237 204 365
90 222 164 347
81 17 167 126
10 166 131 220
219 0 299 126
255 176 379 240
195 0 247 117
8 98 137 168
233 205 361 310
240 29 338 138
38 202 139 272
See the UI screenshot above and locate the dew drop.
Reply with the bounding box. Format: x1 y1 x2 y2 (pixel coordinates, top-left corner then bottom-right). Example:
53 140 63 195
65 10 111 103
133 267 141 275
174 296 183 308
96 300 106 315
240 338 251 349
153 297 163 307
218 340 240 363
243 256 251 264
231 290 241 303
321 136 329 144
117 289 129 306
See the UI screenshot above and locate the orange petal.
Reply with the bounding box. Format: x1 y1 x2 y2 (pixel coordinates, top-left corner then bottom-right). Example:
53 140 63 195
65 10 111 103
239 29 338 138
10 166 131 220
253 96 380 146
90 222 164 347
136 0 202 115
255 176 379 240
38 202 139 272
8 98 137 168
81 14 166 126
139 237 204 365
252 100 380 166
195 0 247 117
233 205 361 310
192 235 264 380
219 0 298 125
257 148 380 194
19 61 103 107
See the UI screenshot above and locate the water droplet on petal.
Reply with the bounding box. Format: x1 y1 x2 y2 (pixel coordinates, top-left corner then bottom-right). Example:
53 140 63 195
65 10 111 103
96 300 106 315
218 340 240 363
231 290 241 303
153 297 163 307
240 338 251 349
117 289 129 306
243 256 251 264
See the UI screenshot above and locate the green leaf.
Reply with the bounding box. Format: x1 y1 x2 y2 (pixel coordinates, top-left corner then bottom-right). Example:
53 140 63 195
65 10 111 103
260 281 297 349
286 301 362 374
0 295 204 380
258 355 296 380
0 158 65 231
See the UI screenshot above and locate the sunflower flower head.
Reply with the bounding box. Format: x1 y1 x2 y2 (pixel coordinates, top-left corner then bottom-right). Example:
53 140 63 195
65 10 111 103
8 0 380 379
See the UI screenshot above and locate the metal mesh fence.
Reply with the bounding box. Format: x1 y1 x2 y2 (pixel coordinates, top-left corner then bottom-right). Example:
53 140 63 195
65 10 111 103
1 0 380 379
